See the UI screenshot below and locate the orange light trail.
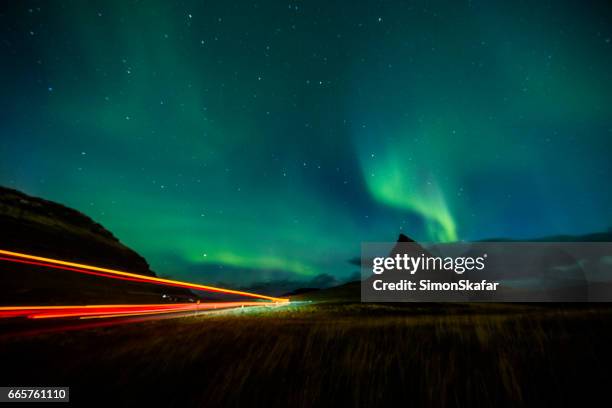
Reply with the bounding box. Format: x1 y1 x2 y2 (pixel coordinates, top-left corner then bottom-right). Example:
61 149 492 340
0 249 289 303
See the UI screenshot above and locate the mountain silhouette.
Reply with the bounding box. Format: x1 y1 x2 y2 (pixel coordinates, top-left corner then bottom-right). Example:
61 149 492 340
0 186 192 304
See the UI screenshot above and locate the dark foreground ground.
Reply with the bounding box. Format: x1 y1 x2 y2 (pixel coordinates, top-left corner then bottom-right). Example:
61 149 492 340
1 302 611 407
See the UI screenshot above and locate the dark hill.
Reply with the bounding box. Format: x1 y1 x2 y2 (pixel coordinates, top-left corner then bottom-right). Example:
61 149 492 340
0 186 153 275
0 186 192 305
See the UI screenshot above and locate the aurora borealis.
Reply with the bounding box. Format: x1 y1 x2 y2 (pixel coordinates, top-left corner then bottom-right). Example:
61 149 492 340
1 1 611 290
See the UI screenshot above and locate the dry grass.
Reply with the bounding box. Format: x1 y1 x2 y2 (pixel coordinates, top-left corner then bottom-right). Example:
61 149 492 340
0 302 610 407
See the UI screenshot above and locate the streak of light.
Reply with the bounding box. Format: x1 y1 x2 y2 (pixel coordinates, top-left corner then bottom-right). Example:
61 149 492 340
0 302 276 320
0 249 289 302
0 303 290 338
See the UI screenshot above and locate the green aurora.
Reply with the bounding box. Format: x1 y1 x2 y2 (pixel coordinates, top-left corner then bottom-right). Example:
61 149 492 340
1 1 611 290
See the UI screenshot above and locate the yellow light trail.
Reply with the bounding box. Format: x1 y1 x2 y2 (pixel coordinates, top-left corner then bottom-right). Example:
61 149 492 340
0 249 289 303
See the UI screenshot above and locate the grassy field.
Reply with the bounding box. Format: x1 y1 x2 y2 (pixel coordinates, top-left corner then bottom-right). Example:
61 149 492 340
1 302 611 407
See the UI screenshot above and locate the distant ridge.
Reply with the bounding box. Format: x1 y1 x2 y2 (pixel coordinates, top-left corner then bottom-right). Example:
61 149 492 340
292 230 612 302
477 231 612 243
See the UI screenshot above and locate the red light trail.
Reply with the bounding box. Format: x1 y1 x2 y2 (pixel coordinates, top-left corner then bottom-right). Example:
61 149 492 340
0 302 277 320
0 249 289 323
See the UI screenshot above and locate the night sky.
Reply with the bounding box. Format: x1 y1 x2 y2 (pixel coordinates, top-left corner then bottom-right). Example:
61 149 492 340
1 1 611 290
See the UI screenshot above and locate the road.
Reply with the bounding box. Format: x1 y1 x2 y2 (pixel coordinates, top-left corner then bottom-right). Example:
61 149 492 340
0 302 286 338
